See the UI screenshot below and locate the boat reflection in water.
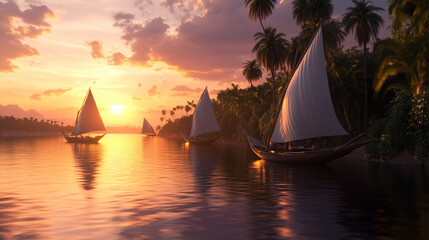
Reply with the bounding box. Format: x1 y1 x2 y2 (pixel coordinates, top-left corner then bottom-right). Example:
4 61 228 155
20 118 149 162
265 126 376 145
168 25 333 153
188 144 218 195
249 160 344 239
0 136 427 239
71 143 103 190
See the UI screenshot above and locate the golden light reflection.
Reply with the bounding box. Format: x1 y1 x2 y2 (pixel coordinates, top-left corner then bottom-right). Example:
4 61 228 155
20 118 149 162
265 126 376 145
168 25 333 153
252 160 267 184
111 104 123 115
252 159 264 168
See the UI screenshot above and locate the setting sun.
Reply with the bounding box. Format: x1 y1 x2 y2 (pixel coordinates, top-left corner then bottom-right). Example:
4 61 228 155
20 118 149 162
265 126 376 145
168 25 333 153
111 105 123 115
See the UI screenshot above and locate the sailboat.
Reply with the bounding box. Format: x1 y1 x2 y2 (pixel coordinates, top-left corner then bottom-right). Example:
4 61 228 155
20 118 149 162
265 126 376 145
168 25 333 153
141 118 156 136
242 27 372 163
63 88 106 143
184 87 221 144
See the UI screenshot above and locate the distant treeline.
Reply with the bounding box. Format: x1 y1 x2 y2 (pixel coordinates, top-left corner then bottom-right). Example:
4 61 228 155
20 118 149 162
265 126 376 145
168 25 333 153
0 115 73 132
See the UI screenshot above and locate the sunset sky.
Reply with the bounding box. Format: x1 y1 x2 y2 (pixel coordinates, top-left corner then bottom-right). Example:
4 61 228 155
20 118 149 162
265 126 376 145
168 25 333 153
0 0 390 128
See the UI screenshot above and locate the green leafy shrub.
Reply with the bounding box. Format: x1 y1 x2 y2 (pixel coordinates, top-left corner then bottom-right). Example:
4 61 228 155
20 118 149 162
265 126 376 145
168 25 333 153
408 89 429 162
366 88 428 163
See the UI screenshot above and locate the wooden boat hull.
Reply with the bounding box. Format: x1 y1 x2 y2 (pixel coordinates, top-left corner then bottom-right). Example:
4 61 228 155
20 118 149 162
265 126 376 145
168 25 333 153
143 133 156 136
242 127 373 164
184 132 221 144
63 131 105 143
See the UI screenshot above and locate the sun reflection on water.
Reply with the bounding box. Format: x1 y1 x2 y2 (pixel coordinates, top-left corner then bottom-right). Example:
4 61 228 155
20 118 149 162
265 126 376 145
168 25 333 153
0 135 427 239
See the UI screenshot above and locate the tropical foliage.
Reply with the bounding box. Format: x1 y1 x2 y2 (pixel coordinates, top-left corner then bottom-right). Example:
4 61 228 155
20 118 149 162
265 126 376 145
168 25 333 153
343 0 384 131
373 0 428 95
242 60 263 87
292 0 333 26
0 116 72 133
366 89 428 163
244 0 277 30
253 27 289 101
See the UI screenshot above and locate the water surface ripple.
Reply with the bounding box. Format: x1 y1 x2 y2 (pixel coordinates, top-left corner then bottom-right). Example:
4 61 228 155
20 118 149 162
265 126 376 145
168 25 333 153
0 135 427 239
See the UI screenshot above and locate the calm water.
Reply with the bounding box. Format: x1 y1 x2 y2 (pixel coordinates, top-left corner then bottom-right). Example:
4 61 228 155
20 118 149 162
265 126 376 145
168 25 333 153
0 134 428 240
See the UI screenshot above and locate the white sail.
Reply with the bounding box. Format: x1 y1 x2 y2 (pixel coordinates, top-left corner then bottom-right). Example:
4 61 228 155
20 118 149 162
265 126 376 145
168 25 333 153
189 87 220 138
271 27 348 143
141 118 155 134
71 89 106 136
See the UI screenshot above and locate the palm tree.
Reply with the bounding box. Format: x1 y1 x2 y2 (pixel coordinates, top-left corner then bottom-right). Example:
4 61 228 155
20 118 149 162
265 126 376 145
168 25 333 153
187 100 196 108
292 20 345 67
160 117 164 127
243 59 263 87
290 0 343 71
170 110 175 120
389 0 429 36
244 0 277 30
374 37 428 95
185 105 192 115
292 0 333 26
253 26 289 101
342 0 384 131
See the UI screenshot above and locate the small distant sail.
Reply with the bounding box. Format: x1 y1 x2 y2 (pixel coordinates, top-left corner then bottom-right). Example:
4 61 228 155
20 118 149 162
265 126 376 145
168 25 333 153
189 87 220 138
271 27 348 143
141 118 155 135
71 89 105 136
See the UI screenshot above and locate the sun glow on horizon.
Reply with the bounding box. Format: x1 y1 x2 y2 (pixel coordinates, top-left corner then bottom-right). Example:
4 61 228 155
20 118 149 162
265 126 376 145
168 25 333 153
111 105 123 115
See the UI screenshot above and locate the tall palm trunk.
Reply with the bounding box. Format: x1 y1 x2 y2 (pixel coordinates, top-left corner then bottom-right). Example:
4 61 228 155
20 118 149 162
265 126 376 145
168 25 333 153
271 69 276 102
426 61 429 93
259 17 265 31
363 42 367 132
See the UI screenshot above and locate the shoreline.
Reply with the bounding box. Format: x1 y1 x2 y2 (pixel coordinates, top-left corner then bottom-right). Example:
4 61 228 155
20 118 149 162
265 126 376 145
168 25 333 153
0 130 62 137
0 131 419 164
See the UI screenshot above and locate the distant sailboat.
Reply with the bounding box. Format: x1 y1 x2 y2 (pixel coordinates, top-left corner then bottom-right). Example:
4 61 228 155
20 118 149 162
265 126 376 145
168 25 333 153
242 27 372 163
141 118 156 136
63 88 106 143
184 87 221 143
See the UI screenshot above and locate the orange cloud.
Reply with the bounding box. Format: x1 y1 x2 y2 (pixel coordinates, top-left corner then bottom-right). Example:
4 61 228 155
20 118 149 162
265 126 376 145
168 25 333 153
209 89 219 96
30 88 71 100
0 1 54 72
133 97 144 101
42 88 71 96
147 85 160 96
30 93 42 100
171 85 202 96
86 40 105 59
108 52 127 65
85 39 128 65
171 85 202 92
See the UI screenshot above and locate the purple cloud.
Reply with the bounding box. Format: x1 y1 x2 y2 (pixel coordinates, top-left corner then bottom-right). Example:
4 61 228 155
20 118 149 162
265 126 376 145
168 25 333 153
0 0 54 72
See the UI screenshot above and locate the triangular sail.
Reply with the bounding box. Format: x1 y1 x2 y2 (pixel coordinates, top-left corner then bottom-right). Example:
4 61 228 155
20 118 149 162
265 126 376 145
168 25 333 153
141 118 155 134
271 27 348 143
189 87 220 138
71 89 106 136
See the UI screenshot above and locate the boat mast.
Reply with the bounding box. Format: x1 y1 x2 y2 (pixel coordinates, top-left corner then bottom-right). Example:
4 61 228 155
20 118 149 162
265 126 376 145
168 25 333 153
74 89 90 128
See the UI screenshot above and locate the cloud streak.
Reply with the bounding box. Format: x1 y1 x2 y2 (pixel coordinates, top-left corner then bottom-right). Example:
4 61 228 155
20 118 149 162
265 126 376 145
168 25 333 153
30 88 72 100
171 85 202 96
0 1 54 72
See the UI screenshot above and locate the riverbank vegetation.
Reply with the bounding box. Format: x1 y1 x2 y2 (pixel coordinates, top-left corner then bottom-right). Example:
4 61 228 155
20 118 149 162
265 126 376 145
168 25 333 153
160 0 427 162
0 116 73 134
